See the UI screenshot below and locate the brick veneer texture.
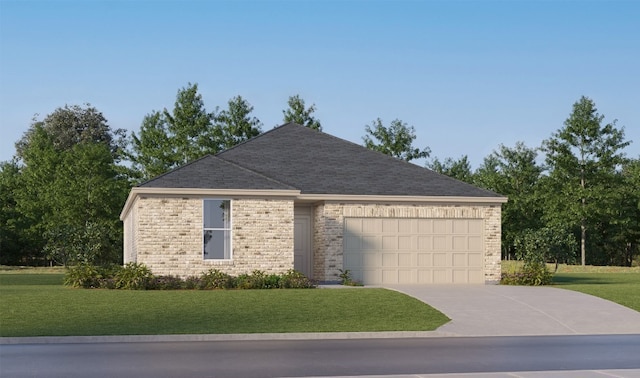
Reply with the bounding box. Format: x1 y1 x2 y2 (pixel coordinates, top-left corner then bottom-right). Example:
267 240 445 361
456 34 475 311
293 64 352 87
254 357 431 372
125 197 501 283
128 196 293 277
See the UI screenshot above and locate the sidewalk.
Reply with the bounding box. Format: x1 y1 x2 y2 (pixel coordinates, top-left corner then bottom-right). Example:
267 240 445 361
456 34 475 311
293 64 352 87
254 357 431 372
300 370 640 378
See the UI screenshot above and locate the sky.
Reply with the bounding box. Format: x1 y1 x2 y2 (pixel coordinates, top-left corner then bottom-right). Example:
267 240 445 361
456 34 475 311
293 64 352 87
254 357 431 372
1 0 639 168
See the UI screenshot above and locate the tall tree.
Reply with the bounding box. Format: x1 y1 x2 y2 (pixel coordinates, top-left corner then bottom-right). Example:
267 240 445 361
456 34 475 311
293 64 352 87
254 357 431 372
40 142 128 265
542 96 630 265
129 83 216 180
16 104 126 161
129 111 174 181
13 106 129 265
363 118 430 162
474 142 545 259
282 94 322 131
215 95 262 150
597 158 640 266
427 155 474 183
0 160 36 265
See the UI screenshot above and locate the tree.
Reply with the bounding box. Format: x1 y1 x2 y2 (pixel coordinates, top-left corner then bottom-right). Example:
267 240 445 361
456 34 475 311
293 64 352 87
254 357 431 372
514 227 577 272
595 158 640 266
282 94 322 131
129 83 216 180
40 142 129 265
475 142 545 259
510 226 576 285
16 104 127 161
12 106 129 265
129 111 174 181
427 155 474 183
363 118 430 162
215 95 262 150
542 96 630 265
620 158 640 264
0 160 37 265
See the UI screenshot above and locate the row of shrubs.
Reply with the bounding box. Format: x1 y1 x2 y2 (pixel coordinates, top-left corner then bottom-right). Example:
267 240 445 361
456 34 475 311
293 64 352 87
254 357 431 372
64 262 316 290
500 262 553 286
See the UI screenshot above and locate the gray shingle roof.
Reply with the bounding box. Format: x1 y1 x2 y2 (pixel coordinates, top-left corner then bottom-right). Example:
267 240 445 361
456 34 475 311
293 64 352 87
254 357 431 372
139 155 295 190
141 123 501 198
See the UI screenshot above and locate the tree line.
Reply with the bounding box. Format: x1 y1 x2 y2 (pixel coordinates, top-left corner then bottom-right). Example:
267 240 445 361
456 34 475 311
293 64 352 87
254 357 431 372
0 83 637 267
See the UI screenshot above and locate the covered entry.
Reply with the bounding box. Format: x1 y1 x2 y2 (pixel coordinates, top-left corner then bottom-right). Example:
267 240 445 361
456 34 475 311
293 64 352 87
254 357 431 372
343 218 484 284
294 206 313 278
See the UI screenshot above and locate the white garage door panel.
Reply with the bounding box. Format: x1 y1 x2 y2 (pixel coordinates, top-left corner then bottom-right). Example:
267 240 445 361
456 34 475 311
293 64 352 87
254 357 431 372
344 218 484 284
418 269 432 283
398 269 413 283
417 253 432 267
344 253 361 268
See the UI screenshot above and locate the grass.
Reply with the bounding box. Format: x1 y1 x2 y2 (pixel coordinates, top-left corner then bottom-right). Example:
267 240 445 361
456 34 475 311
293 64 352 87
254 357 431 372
552 273 640 312
0 273 449 337
501 260 640 274
502 260 640 312
0 265 66 274
3 263 637 337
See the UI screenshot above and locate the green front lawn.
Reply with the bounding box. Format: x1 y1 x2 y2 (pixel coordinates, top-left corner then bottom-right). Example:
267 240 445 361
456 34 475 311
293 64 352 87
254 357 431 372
502 261 639 312
0 273 449 337
552 273 640 312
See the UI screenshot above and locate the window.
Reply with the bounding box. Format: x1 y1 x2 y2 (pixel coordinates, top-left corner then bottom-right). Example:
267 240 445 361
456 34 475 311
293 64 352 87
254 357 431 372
203 199 231 260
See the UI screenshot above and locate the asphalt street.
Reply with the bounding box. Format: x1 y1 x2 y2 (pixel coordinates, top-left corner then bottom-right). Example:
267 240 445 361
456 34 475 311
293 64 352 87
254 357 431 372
2 335 640 378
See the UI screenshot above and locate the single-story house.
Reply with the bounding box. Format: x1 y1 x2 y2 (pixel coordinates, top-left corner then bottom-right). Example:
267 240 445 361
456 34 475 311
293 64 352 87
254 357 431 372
120 123 507 284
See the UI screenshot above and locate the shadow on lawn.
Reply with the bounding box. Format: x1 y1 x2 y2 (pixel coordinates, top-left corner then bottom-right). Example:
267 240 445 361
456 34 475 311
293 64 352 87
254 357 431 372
552 275 618 285
0 274 64 286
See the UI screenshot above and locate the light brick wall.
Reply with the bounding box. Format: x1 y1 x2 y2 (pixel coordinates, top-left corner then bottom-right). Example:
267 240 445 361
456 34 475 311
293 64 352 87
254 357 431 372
232 199 294 274
312 202 502 284
132 196 294 277
483 205 502 283
312 203 343 280
122 198 138 264
126 195 501 283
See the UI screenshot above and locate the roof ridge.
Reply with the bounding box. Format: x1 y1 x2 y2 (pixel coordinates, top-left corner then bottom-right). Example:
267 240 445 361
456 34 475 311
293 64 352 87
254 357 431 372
216 122 300 157
215 156 298 190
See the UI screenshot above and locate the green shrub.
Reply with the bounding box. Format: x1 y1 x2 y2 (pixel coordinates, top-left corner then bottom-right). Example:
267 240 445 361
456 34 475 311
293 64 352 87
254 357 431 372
64 263 102 288
65 264 317 291
200 269 234 289
338 269 362 286
235 270 281 289
279 269 316 288
235 272 257 289
502 227 571 286
184 276 203 290
263 273 281 289
150 275 185 290
114 262 155 290
520 262 553 285
514 227 577 271
97 278 116 289
501 262 553 286
100 263 123 278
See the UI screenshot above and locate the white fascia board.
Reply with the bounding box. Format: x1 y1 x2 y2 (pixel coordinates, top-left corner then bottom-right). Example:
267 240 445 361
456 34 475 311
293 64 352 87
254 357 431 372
119 187 301 220
297 194 508 205
120 188 507 220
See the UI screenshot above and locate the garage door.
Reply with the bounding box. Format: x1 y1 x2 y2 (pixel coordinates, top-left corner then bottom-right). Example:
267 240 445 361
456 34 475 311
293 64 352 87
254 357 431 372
343 218 484 284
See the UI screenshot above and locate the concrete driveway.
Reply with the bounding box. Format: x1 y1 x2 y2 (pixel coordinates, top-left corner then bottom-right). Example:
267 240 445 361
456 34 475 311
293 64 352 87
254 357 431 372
383 285 640 336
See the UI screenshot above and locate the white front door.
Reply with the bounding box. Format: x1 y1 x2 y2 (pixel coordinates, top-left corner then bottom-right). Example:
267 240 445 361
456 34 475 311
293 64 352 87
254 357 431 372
294 214 312 278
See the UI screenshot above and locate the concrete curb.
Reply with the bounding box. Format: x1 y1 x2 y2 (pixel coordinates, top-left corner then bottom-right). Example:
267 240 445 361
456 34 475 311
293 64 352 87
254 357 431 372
0 331 461 345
